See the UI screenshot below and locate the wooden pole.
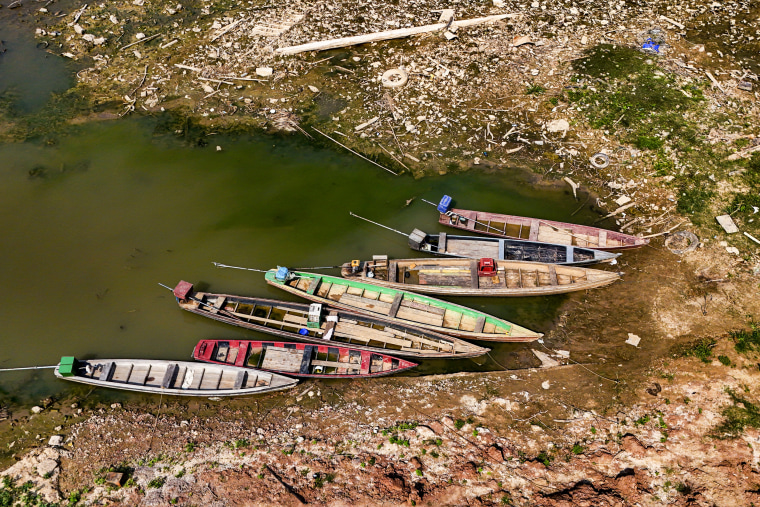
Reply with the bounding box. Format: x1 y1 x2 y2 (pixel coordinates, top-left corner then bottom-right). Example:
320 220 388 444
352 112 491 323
275 14 517 55
312 128 398 175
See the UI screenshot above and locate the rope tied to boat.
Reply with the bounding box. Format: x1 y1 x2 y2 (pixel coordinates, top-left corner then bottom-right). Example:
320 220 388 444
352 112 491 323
0 365 57 372
212 262 342 272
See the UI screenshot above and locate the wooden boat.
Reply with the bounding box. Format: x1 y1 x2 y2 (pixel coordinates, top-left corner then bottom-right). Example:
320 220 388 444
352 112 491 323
405 229 619 265
54 356 297 397
264 269 543 342
194 340 417 379
433 196 648 250
341 256 621 296
171 282 487 358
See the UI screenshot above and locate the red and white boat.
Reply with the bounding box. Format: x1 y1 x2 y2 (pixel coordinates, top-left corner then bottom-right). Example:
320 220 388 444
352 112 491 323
194 339 417 379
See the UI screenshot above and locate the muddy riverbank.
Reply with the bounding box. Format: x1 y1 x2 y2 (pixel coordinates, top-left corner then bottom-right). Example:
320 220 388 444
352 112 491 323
1 0 759 504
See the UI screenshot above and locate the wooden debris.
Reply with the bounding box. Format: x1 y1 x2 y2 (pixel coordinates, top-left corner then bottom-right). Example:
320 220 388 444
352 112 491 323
563 177 578 199
211 19 243 42
745 232 760 245
250 14 304 37
715 214 739 234
659 15 685 30
275 14 518 56
601 202 637 219
355 117 379 132
120 33 162 51
704 71 725 92
511 35 532 47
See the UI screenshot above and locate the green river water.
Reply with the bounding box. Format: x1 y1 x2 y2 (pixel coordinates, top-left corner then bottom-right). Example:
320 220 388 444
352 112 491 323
0 21 603 407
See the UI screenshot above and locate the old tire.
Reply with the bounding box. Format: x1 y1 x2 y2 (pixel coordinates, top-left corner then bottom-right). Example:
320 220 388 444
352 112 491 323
381 68 408 88
665 230 699 255
589 152 610 169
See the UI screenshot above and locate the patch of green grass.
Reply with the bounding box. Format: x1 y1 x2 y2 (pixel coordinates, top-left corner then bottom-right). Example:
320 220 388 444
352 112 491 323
676 178 715 218
571 444 584 455
634 415 650 426
675 482 692 495
388 435 410 447
727 154 760 233
711 388 760 439
676 338 716 363
718 355 732 366
147 477 165 489
635 135 665 150
731 325 760 354
536 451 552 467
568 44 702 152
525 84 546 95
313 473 335 489
234 439 249 449
381 421 418 436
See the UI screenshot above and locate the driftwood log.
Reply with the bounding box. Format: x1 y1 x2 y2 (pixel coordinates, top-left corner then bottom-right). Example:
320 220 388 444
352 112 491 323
275 14 518 56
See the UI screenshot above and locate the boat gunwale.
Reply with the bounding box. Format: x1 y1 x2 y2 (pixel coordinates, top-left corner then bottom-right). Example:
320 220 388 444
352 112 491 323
54 359 297 397
417 233 621 265
179 291 489 358
194 339 419 379
264 270 519 330
265 271 543 341
339 258 621 297
439 208 649 250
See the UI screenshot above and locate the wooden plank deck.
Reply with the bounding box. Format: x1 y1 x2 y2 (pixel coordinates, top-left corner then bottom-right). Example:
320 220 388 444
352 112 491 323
261 348 304 373
396 305 444 326
339 293 392 314
311 359 361 370
334 322 413 347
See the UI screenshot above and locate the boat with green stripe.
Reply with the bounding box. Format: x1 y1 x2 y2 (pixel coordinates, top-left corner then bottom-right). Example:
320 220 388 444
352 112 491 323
265 268 542 342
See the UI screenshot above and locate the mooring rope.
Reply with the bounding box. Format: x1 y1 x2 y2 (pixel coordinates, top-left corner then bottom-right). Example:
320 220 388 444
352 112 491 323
0 365 57 372
212 262 341 272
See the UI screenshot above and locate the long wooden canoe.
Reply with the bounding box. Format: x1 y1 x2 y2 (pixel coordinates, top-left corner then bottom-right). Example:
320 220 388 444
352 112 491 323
194 340 417 379
406 229 619 265
172 281 487 358
341 257 620 296
54 357 297 397
435 200 648 250
264 270 543 342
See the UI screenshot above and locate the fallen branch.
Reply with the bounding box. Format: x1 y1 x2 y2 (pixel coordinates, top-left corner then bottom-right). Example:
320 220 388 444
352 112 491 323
198 76 235 85
120 33 162 52
275 14 518 55
210 19 243 42
312 127 398 176
599 202 637 220
641 219 688 239
71 3 87 25
745 232 760 245
659 15 685 30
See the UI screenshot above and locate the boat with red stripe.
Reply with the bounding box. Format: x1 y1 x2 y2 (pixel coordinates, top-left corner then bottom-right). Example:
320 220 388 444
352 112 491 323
194 339 417 379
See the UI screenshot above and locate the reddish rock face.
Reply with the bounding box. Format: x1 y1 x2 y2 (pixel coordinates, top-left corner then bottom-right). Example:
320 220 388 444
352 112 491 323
378 473 408 495
621 435 647 458
486 445 504 463
428 421 444 435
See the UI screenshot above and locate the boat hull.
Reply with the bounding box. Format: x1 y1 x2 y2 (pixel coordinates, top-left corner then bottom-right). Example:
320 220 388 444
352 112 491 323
194 340 418 379
265 270 543 342
54 358 297 397
341 257 620 297
172 284 488 358
409 231 619 266
438 208 648 251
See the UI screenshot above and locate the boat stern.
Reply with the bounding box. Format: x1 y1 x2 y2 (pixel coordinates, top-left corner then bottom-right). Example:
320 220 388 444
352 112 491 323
193 340 215 361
